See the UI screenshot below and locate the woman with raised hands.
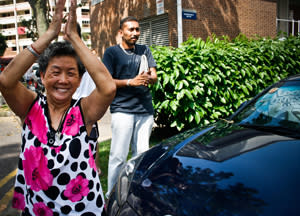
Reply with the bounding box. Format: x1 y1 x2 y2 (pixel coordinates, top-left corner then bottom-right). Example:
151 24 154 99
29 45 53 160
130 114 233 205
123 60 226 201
0 0 115 215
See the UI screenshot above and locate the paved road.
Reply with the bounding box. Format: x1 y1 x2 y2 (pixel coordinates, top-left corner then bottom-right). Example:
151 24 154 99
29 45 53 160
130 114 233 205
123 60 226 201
0 109 111 215
0 115 22 216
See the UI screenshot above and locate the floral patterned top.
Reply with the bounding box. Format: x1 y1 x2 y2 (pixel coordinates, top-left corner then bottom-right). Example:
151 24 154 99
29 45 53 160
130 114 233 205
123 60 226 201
12 94 104 216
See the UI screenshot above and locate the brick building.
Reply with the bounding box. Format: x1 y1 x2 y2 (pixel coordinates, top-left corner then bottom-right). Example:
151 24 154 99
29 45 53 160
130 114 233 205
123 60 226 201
90 0 300 57
0 0 91 58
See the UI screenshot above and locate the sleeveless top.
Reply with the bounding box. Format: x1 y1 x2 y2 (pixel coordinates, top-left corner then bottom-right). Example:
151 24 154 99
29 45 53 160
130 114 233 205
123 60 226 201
12 94 104 216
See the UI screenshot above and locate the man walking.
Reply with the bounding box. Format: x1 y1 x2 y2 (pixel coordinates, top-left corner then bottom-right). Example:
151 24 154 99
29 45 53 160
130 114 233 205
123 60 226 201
102 16 157 197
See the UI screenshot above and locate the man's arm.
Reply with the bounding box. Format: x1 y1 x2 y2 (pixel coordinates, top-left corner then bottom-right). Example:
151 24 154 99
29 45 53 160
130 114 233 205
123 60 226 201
147 67 157 85
113 71 155 88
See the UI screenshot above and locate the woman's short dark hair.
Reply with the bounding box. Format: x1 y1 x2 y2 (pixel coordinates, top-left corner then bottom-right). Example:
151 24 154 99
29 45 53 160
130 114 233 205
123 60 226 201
38 41 85 77
120 16 139 29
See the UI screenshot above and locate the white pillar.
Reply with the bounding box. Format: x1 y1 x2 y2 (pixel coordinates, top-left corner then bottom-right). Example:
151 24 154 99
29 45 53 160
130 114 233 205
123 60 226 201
177 0 183 47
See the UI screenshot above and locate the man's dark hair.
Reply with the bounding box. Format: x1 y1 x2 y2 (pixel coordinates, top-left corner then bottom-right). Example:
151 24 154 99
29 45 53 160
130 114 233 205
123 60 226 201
120 16 139 29
38 41 85 77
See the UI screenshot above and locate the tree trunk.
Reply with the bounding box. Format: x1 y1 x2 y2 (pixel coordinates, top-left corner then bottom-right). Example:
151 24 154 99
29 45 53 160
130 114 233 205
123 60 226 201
27 0 49 37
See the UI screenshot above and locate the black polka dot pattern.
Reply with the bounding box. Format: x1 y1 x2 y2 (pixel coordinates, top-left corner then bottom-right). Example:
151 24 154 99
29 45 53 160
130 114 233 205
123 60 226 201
57 173 70 185
69 138 81 158
75 202 85 212
12 95 104 215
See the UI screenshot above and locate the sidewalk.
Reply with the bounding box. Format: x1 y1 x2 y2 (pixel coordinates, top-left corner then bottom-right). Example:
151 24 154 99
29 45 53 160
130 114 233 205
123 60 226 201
97 109 112 142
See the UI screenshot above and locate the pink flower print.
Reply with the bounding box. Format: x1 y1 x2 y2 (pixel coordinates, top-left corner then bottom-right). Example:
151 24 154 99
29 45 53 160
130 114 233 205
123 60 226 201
23 146 53 191
33 202 53 216
89 144 97 172
64 175 90 202
62 106 83 136
12 191 25 210
25 101 48 144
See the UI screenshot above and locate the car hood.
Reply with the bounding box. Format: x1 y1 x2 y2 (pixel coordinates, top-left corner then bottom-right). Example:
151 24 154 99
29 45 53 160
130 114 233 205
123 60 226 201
130 121 300 216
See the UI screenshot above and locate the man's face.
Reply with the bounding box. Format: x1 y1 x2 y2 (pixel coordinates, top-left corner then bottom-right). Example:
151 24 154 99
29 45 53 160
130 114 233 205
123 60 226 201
120 21 140 46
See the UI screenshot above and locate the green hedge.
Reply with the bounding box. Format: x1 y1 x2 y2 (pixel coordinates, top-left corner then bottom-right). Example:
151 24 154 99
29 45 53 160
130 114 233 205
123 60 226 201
150 34 300 131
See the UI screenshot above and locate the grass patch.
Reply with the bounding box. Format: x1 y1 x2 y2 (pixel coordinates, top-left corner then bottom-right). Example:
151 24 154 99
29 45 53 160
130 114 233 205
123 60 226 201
0 104 9 110
97 139 111 195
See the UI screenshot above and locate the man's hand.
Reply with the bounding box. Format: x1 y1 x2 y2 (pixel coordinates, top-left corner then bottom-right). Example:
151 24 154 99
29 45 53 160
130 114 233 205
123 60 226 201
130 72 151 87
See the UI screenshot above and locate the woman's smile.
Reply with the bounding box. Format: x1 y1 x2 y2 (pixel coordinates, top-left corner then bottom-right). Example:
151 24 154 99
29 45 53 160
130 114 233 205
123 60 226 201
41 56 81 101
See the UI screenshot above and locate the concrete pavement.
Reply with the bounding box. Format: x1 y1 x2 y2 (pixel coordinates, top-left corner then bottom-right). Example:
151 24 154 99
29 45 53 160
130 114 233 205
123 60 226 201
0 114 22 216
97 109 112 142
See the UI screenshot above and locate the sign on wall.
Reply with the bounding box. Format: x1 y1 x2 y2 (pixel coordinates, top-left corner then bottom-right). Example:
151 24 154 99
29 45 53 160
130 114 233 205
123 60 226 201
182 9 197 20
156 0 164 15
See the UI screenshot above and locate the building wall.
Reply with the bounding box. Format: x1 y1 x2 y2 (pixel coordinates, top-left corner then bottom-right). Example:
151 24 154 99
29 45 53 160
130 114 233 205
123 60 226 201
182 0 276 41
165 0 178 48
91 0 277 57
182 0 240 40
91 0 154 56
237 0 277 38
0 0 32 57
90 0 178 55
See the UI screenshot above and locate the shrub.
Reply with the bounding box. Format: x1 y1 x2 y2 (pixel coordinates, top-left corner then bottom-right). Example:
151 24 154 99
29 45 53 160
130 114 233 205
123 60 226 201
150 34 300 131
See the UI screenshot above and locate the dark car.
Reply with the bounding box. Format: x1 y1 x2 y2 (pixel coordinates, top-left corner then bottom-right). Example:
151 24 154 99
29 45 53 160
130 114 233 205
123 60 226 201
106 74 300 216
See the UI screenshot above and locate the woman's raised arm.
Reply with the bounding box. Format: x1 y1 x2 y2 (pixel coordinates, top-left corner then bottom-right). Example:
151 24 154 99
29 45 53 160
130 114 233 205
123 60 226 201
0 0 66 120
64 0 116 128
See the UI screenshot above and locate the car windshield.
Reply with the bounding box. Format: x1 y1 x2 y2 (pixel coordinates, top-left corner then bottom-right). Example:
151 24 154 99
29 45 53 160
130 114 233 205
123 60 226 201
175 79 300 161
233 80 300 134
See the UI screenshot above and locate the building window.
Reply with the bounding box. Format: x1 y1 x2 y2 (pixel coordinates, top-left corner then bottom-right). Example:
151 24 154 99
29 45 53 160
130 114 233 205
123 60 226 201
7 36 16 40
139 14 169 47
81 9 89 15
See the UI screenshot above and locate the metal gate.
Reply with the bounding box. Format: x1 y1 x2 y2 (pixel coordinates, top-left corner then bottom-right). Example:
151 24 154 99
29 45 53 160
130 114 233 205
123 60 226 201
276 18 300 36
139 14 169 46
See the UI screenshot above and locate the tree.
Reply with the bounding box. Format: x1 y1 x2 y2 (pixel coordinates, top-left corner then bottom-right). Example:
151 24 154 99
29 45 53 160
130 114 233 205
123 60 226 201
26 0 49 37
0 33 7 56
23 1 88 41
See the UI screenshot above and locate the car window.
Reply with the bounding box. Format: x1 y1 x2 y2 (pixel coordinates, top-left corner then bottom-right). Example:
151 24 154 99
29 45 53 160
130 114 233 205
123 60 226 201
254 84 300 123
234 80 300 132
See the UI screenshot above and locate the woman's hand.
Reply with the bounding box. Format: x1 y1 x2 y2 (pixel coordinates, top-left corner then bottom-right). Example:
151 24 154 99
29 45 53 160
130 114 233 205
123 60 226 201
47 0 66 40
64 0 79 41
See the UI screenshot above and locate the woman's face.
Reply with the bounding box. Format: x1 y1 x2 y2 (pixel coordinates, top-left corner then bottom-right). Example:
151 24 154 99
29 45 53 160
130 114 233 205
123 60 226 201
41 56 81 103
